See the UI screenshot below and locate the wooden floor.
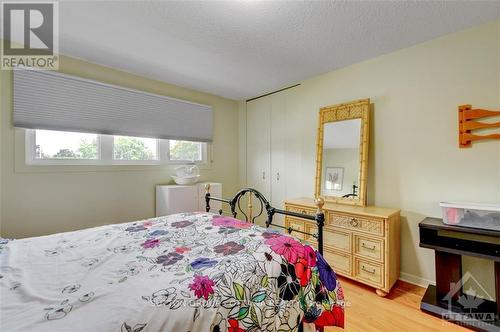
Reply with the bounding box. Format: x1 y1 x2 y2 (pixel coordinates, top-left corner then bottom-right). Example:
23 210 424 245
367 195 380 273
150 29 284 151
325 277 471 331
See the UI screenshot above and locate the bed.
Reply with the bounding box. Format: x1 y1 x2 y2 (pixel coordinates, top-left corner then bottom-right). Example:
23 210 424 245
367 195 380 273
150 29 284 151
0 187 344 332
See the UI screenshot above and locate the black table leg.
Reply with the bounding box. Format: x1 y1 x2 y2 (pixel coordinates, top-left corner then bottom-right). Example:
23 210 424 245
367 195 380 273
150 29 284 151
435 251 462 300
495 261 499 316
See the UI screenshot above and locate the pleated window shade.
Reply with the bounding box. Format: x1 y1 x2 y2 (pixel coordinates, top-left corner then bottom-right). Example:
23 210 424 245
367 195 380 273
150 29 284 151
13 69 213 142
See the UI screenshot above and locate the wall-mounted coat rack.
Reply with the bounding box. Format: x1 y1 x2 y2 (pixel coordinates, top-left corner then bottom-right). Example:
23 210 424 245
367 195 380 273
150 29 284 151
458 104 500 148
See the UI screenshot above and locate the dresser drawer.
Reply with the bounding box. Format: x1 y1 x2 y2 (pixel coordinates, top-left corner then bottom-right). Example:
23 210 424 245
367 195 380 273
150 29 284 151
304 223 317 242
354 258 383 287
284 217 305 240
354 235 383 262
324 228 351 252
328 213 384 237
323 250 352 276
285 205 318 217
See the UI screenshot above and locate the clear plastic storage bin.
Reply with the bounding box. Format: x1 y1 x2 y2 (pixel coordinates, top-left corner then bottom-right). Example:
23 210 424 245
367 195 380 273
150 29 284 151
440 202 500 231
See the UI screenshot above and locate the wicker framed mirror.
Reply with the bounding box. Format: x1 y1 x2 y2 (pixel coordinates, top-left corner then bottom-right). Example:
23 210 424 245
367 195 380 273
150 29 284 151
314 99 370 206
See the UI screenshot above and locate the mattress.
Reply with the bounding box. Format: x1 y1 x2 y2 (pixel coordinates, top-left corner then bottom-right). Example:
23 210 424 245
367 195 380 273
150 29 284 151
0 212 344 331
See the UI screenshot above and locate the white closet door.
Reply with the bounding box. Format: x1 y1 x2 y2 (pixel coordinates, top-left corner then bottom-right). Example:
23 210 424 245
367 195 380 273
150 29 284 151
246 97 271 201
270 92 287 220
281 87 302 199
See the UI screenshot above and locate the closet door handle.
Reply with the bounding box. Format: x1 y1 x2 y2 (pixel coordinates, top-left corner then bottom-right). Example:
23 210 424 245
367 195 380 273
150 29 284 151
262 171 266 180
276 172 280 181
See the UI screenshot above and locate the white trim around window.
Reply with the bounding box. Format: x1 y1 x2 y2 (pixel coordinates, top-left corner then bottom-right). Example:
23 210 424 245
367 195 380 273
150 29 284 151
25 129 209 166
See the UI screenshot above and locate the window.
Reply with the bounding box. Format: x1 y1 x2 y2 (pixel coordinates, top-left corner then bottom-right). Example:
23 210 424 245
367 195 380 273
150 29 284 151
26 129 208 166
168 140 203 162
113 136 158 161
35 130 99 160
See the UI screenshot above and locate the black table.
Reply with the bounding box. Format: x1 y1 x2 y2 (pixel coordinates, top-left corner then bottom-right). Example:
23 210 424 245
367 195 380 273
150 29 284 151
419 217 500 331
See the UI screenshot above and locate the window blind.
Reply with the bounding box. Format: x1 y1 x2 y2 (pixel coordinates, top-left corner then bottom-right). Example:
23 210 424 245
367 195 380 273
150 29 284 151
13 69 213 142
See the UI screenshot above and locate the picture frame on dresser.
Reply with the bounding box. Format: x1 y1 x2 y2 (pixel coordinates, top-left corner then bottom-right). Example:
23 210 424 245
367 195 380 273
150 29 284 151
325 167 344 191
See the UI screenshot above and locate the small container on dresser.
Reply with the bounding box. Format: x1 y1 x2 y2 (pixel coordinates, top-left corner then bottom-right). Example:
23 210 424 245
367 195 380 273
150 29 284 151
284 197 400 296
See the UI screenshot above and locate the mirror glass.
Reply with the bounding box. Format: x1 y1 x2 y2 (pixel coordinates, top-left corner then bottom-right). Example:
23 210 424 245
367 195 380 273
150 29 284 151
321 119 361 199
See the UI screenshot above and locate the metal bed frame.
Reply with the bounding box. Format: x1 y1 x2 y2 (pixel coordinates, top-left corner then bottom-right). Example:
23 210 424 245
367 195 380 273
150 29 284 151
204 184 325 255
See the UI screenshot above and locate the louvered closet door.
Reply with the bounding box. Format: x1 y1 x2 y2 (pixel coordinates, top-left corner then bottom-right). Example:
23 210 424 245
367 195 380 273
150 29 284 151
246 97 271 225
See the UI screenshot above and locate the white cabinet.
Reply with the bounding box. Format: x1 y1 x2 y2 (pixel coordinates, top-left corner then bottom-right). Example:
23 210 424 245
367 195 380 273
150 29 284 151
156 182 222 217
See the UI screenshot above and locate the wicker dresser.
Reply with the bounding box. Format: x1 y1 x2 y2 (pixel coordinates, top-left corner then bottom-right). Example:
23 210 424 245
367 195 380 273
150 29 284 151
284 197 400 296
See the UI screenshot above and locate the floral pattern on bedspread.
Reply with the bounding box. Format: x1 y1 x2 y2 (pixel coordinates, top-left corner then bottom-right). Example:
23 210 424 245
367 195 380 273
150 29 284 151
0 213 344 331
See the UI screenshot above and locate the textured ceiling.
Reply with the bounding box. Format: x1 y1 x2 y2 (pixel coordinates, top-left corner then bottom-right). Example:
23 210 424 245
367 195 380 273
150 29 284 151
55 1 500 100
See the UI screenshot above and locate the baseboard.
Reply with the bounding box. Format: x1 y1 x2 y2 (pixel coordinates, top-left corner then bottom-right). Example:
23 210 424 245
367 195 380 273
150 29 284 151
399 271 435 288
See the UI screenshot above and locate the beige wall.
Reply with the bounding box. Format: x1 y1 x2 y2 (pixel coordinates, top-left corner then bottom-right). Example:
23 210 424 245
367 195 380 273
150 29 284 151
0 56 239 238
241 20 500 295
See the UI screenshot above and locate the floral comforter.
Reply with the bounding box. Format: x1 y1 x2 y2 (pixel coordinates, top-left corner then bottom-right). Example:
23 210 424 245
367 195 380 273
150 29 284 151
0 212 344 332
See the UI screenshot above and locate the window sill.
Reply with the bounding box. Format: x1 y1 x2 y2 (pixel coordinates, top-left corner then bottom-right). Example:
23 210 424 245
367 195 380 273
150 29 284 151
15 162 213 174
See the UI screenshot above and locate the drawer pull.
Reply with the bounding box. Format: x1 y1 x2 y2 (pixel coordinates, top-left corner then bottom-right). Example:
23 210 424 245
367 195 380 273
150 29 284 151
361 242 376 251
362 265 376 274
349 217 359 227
